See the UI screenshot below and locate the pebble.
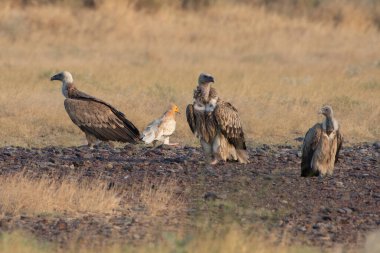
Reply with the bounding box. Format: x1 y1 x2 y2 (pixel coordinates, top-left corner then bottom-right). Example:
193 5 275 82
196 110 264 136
203 192 218 201
373 141 380 149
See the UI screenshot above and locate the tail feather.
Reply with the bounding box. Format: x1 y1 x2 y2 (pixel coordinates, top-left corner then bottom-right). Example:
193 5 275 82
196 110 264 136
142 128 156 144
236 149 249 164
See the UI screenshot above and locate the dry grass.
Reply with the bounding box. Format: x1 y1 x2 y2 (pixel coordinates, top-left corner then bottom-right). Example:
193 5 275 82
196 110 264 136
126 177 184 216
0 173 121 215
0 2 379 147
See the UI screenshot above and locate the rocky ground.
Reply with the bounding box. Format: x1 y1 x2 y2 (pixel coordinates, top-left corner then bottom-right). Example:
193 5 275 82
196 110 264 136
0 142 379 249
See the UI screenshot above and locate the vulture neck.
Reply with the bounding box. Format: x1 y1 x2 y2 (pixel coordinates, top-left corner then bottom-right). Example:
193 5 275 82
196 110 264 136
323 115 337 135
62 82 74 98
199 83 211 101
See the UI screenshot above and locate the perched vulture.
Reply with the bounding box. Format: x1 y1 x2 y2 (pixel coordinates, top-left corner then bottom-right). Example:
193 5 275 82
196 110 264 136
186 73 249 165
142 104 180 146
50 71 140 147
301 105 343 177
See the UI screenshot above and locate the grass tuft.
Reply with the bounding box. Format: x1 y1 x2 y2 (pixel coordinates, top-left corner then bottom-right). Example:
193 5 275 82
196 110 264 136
0 173 121 215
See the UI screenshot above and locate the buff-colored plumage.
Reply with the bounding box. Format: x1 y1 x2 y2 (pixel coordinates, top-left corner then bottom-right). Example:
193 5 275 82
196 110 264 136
186 73 248 164
142 104 180 145
301 105 343 177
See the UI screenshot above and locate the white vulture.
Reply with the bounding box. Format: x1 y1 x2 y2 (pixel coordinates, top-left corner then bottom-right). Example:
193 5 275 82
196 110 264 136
301 105 343 177
50 71 140 147
186 73 249 165
142 104 180 146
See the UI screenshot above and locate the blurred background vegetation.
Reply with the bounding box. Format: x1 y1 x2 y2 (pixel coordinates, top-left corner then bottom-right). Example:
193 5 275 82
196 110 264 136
4 0 380 29
0 0 379 147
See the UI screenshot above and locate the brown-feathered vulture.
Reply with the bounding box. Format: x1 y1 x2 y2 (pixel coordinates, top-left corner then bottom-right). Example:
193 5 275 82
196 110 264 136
50 71 140 147
301 105 343 177
142 104 180 146
186 73 249 165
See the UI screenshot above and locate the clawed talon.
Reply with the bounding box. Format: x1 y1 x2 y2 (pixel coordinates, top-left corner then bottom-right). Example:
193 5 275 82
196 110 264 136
210 158 219 165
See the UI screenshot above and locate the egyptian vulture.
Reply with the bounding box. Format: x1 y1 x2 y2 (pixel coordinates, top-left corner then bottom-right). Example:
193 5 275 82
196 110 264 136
142 104 180 146
301 105 343 177
50 71 140 147
186 73 249 165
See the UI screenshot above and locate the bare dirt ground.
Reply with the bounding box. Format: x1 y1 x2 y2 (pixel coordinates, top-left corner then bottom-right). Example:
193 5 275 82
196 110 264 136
0 142 379 249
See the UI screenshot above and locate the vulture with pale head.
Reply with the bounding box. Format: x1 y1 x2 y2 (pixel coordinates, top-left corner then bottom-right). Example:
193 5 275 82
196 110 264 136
301 105 343 177
50 71 140 147
186 73 249 165
142 103 180 146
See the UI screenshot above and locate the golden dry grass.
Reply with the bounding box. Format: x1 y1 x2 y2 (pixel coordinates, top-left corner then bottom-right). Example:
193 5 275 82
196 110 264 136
0 2 379 147
0 172 184 217
134 177 184 216
0 173 121 215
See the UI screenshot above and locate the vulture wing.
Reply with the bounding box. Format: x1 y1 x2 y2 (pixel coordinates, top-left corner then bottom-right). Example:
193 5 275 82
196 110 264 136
142 119 162 144
335 129 343 163
301 123 323 177
213 101 247 151
186 104 196 134
64 89 140 143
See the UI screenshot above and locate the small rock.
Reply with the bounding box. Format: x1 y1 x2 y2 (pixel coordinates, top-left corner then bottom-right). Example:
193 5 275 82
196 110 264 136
342 208 353 214
204 192 218 201
321 215 332 221
56 220 68 231
298 226 307 232
106 163 113 170
336 181 344 188
373 141 380 149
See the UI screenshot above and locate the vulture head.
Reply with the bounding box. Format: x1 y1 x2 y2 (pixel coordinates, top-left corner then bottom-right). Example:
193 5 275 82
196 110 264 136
50 71 74 84
50 71 74 98
198 73 215 85
170 103 180 114
319 105 334 117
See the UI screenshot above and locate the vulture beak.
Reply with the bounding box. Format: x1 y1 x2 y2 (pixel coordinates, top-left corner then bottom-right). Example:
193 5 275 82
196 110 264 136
318 109 323 114
50 74 61 81
208 76 215 83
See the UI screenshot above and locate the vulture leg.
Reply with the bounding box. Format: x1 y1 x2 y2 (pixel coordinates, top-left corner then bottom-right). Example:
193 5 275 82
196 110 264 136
85 132 98 149
201 139 216 164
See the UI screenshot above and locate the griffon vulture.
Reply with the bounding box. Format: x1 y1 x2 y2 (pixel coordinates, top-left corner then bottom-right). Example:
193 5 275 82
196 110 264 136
50 71 140 147
301 105 343 177
186 73 249 165
142 103 180 146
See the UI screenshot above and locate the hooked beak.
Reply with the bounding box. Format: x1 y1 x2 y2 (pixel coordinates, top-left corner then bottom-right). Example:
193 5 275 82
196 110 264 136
50 74 61 81
208 76 215 83
318 109 323 115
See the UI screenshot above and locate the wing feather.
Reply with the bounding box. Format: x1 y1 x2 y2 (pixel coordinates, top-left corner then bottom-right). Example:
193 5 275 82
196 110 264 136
186 104 196 134
301 123 322 177
64 98 140 143
335 129 343 163
213 101 246 150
